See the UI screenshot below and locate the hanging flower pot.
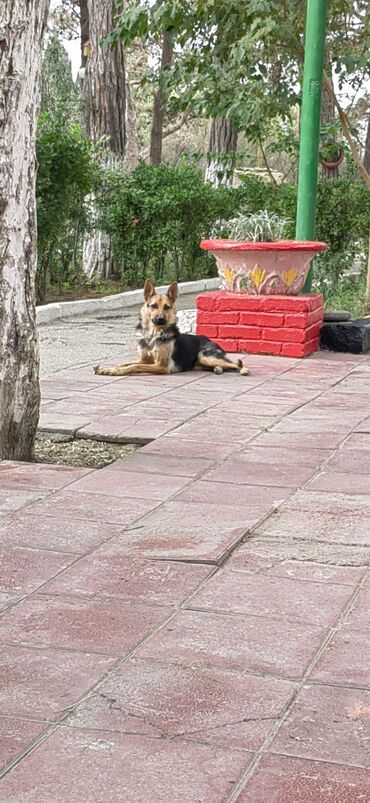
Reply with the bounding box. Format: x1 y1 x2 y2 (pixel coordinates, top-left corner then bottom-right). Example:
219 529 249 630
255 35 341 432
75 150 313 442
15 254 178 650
201 211 327 296
319 140 344 169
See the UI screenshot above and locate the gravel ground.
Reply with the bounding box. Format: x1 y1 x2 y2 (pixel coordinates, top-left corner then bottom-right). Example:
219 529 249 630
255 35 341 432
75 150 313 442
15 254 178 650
35 437 138 468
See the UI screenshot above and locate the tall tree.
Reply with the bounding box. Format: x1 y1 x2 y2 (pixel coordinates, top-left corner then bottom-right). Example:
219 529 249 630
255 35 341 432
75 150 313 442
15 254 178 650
0 0 50 460
149 30 173 165
205 117 238 186
82 0 127 278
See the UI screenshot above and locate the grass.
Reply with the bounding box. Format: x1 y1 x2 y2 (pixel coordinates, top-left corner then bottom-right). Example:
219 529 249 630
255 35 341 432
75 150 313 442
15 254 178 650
323 276 367 319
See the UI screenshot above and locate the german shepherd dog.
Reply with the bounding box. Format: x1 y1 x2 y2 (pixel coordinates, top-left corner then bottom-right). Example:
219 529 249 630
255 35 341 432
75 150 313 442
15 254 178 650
93 281 249 377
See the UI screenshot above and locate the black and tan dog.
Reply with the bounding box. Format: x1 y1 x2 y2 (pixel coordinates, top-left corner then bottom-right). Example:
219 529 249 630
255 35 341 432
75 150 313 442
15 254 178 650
93 281 249 377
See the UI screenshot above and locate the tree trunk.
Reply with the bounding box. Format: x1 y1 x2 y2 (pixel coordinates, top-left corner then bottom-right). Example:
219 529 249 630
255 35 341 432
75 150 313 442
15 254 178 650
205 116 238 187
80 0 89 67
320 58 338 180
82 0 127 279
0 0 49 461
364 113 370 175
149 31 173 166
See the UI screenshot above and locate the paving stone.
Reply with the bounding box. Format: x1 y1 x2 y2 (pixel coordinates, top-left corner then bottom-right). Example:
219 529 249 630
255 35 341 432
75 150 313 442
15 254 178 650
0 514 124 554
0 489 48 517
26 490 158 526
43 556 211 605
137 610 327 680
272 417 358 435
188 571 353 627
0 717 46 772
306 470 370 495
252 431 342 450
310 626 370 688
79 414 182 441
270 683 370 767
107 452 211 477
0 593 20 613
0 594 170 655
256 494 370 546
227 552 365 586
67 658 295 751
68 469 189 501
325 446 370 473
100 500 255 563
0 728 251 803
141 436 239 460
343 589 370 632
242 534 370 567
0 546 75 596
0 645 115 720
174 480 291 510
237 444 331 468
167 415 263 443
39 412 94 433
205 456 317 488
0 463 92 491
237 754 370 802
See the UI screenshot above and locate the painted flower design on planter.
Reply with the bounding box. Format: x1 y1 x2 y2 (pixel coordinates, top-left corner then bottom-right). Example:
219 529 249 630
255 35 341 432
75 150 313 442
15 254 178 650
282 268 298 289
249 265 266 291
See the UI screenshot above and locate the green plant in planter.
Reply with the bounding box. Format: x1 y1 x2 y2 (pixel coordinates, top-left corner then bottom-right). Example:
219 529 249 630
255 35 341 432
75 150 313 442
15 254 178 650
319 139 344 165
226 209 292 242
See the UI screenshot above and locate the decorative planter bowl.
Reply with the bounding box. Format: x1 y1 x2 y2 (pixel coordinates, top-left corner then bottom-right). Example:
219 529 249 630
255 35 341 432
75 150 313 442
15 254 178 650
200 239 328 295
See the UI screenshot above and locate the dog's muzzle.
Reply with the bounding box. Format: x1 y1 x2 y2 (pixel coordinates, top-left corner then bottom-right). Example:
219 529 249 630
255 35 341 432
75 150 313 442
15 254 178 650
153 316 166 326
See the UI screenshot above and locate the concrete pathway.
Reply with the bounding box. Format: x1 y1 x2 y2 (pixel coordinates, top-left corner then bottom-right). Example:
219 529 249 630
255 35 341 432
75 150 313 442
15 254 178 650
1 348 370 801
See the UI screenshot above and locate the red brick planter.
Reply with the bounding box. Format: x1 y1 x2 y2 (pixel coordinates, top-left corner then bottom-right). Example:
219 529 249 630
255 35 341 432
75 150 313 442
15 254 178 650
196 291 324 358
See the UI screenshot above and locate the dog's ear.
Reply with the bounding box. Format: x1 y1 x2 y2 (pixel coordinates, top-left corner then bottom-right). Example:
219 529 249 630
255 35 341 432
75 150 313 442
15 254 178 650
166 282 178 304
144 279 156 301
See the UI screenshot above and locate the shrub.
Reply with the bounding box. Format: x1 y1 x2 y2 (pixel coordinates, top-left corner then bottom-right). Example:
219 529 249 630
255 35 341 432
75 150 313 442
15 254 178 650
36 111 99 302
98 161 239 285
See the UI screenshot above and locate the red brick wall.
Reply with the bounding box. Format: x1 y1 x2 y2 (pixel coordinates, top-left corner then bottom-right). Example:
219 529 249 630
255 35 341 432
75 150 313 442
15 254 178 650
196 292 324 358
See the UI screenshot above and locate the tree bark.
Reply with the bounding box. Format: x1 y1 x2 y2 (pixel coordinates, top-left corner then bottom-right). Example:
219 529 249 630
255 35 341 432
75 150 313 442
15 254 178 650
149 31 173 166
84 0 126 155
0 0 49 461
364 113 370 175
205 116 238 187
82 0 127 279
320 58 338 180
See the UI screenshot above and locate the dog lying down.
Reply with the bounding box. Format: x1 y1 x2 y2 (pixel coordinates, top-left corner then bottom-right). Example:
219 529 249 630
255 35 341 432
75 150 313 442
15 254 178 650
93 280 249 377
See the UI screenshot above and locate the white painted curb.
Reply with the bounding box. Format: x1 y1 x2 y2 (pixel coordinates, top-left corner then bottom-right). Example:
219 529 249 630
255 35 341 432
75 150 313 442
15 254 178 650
36 277 220 325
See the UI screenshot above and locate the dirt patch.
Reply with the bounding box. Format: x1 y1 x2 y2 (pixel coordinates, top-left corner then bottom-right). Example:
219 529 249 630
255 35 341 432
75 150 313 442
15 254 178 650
35 437 139 469
39 280 131 306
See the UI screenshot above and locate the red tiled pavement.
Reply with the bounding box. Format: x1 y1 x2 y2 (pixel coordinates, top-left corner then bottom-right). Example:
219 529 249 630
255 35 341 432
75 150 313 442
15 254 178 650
0 594 171 655
188 570 354 626
1 350 370 798
236 754 370 802
0 645 115 720
0 718 46 773
136 609 328 679
270 683 370 767
0 728 251 802
66 658 296 751
43 555 212 605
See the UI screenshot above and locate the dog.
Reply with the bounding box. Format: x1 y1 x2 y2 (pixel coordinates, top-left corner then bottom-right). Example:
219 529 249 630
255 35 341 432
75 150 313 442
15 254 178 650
93 280 249 377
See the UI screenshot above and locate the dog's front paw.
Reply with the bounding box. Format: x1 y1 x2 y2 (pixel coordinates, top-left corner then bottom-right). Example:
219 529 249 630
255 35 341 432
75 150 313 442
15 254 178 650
239 366 250 376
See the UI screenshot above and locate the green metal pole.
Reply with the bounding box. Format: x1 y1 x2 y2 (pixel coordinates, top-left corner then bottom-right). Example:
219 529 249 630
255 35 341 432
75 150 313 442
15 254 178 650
295 0 327 292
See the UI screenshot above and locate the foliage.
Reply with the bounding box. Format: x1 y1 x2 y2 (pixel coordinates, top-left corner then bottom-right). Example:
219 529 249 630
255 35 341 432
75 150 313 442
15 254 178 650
109 0 370 151
41 35 78 118
98 160 238 284
97 162 369 303
226 210 291 242
36 111 99 302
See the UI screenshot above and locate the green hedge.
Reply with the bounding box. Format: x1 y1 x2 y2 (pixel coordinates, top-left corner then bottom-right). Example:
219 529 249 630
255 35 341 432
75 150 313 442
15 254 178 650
100 163 369 291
